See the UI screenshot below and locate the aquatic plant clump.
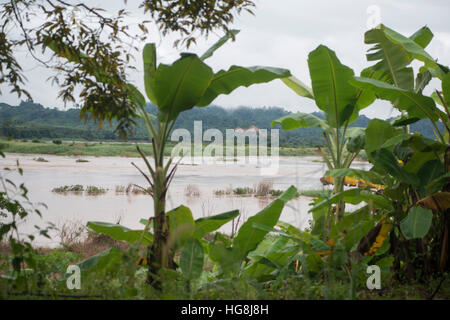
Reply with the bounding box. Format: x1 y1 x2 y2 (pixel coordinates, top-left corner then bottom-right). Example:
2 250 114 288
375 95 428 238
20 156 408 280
52 185 84 193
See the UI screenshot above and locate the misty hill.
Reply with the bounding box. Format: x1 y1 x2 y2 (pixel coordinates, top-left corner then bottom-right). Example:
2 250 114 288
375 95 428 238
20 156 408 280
0 100 443 147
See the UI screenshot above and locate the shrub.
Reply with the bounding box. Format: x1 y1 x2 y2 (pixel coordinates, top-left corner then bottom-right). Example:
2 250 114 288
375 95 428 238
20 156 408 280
233 187 254 195
85 186 108 195
52 139 62 145
52 185 84 193
269 189 283 197
256 179 273 196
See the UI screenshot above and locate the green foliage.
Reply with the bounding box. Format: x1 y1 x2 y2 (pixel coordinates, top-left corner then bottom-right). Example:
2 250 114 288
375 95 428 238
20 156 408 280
52 185 84 193
193 210 239 239
167 206 196 249
308 45 358 128
0 101 441 147
150 54 214 120
400 207 433 240
197 66 290 107
233 187 254 195
87 221 153 245
85 186 108 195
233 186 297 258
350 77 442 123
3 19 450 300
180 238 204 281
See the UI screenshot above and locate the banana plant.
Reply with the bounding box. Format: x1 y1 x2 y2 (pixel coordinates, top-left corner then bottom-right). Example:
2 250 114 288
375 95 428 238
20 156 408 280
47 31 291 288
348 24 450 276
350 24 449 142
273 45 375 227
136 32 291 287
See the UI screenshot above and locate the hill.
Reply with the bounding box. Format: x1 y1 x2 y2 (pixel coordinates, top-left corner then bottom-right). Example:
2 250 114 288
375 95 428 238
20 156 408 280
0 100 443 147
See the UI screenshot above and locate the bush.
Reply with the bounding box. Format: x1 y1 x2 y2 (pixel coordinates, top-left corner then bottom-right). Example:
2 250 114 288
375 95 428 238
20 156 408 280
233 187 254 195
85 185 108 195
269 189 283 197
32 139 40 143
256 179 273 196
52 139 62 145
52 185 84 193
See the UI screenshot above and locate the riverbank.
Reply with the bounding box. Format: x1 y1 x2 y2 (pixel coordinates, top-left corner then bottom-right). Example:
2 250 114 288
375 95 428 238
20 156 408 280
1 233 449 300
0 139 318 158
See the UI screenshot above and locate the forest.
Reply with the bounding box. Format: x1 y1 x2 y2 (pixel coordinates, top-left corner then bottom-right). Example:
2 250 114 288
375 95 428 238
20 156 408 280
0 100 442 147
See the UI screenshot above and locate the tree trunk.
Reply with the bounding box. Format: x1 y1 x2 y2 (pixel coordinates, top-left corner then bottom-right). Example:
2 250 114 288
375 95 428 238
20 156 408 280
147 168 169 289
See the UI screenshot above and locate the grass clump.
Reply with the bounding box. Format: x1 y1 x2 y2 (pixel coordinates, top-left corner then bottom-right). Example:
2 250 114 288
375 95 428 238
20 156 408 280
76 159 89 163
52 184 84 193
85 185 108 195
233 186 254 196
269 189 283 197
33 157 48 162
256 179 273 196
115 184 149 195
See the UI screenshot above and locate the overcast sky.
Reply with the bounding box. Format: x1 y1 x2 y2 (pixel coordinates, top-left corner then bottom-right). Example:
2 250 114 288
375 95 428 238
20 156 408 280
2 0 450 119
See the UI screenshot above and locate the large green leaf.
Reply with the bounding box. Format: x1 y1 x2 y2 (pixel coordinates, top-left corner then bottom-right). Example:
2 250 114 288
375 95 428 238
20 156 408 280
200 30 240 61
271 112 329 131
310 188 392 212
194 210 239 239
442 72 450 107
180 238 204 280
281 76 314 99
371 148 420 187
76 247 122 273
143 43 158 105
400 207 433 240
87 221 153 245
329 206 371 238
409 26 433 49
196 65 291 107
344 220 376 252
350 77 441 122
354 67 377 111
325 168 384 186
308 45 358 128
151 54 213 120
365 27 412 89
404 151 437 175
415 67 433 93
167 205 195 248
232 185 298 258
208 242 242 277
416 160 445 196
364 119 396 163
243 236 297 280
383 25 444 79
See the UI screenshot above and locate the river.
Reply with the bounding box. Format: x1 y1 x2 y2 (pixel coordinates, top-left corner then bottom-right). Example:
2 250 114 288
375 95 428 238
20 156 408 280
0 153 371 247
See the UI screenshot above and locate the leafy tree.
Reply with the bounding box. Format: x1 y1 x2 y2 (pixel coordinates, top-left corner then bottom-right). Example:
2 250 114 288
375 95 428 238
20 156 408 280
0 0 255 137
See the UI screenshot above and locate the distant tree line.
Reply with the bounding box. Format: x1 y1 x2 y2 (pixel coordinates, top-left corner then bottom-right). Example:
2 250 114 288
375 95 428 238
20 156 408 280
0 100 443 147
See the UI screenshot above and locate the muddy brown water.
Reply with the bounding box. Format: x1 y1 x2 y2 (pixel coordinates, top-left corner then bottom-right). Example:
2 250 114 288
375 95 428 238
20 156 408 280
0 153 370 247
